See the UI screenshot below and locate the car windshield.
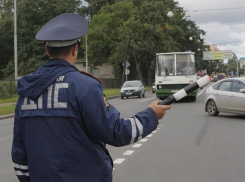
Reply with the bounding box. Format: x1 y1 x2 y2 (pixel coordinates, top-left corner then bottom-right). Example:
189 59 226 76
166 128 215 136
123 81 140 87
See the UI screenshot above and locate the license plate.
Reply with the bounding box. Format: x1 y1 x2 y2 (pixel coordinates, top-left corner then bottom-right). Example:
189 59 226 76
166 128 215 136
126 93 132 95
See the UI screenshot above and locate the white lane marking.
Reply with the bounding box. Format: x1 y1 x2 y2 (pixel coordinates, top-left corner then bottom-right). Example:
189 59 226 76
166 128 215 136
157 127 160 130
140 97 156 102
132 144 142 147
138 138 148 142
152 130 157 133
147 134 153 137
114 158 125 164
159 124 163 126
123 150 134 155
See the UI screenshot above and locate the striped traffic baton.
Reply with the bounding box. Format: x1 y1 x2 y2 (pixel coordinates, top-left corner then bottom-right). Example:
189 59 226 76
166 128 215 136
158 75 211 105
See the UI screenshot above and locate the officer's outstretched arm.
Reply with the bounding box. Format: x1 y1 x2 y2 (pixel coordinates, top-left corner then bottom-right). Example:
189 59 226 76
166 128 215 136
82 84 171 147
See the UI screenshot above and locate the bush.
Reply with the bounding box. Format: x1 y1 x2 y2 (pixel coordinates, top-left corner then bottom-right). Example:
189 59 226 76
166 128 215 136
0 80 17 99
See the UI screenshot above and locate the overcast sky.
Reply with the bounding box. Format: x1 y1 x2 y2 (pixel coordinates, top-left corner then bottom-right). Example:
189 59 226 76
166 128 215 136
175 0 245 61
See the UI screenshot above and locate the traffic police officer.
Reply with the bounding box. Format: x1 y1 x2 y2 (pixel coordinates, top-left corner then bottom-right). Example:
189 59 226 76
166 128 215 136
11 13 171 182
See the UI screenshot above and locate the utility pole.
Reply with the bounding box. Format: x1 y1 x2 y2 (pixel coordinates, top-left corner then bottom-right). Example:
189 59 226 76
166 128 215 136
14 0 18 80
237 58 239 77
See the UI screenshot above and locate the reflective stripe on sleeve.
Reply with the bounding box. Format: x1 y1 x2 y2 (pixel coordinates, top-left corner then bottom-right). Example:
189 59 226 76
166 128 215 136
15 171 30 177
135 117 143 141
129 118 137 144
13 163 29 170
13 163 29 177
128 117 144 144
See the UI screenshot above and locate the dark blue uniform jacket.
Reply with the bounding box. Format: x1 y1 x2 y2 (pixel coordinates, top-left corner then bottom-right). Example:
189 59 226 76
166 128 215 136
11 59 159 182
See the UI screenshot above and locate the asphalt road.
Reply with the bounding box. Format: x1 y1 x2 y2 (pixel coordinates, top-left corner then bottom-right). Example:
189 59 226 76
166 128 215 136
1 87 245 182
108 89 245 182
0 118 18 182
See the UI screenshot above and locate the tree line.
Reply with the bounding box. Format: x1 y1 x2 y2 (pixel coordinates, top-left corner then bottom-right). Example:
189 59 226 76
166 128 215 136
1 0 230 86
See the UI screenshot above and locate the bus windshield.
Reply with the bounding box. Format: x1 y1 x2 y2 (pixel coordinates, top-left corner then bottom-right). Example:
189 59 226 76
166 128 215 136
157 53 195 76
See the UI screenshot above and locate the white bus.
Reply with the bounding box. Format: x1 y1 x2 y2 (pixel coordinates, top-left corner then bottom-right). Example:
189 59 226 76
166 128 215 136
155 52 197 101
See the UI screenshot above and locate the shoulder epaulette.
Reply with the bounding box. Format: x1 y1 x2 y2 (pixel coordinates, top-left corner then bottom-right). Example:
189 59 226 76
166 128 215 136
79 70 102 83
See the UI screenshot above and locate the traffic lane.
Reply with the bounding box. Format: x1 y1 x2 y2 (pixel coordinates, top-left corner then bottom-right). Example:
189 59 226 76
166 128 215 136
0 118 19 182
110 91 245 182
109 92 186 182
107 92 158 164
106 90 204 164
108 92 168 180
154 111 245 182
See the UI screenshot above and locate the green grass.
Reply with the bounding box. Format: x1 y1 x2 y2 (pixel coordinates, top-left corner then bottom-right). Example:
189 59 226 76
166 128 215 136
0 87 152 116
103 88 120 97
0 104 16 115
0 96 18 104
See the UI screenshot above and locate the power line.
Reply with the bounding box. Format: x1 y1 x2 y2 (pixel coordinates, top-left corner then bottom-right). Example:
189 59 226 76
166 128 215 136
180 1 245 7
212 40 245 45
201 23 245 27
190 7 245 12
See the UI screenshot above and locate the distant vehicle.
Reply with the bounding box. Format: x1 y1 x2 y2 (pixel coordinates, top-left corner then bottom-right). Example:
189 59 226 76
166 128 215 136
120 80 145 99
217 74 224 80
205 77 245 116
212 76 218 82
212 73 227 82
152 83 156 93
154 52 197 101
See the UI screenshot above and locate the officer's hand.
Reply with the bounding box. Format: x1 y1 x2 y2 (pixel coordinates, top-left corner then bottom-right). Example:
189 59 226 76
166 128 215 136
149 100 171 120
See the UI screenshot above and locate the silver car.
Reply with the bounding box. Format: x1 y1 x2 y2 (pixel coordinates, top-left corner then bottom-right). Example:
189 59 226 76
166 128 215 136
120 80 145 99
205 77 245 116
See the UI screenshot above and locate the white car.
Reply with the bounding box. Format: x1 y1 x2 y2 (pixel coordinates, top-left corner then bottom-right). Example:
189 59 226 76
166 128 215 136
205 77 245 116
120 80 145 99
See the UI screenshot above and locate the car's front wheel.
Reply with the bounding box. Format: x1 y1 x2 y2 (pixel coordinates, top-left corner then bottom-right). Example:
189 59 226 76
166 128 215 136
138 92 141 98
206 100 219 116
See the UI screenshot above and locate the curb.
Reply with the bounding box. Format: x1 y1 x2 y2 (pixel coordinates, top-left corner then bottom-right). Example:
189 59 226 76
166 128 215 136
0 114 15 120
107 95 120 100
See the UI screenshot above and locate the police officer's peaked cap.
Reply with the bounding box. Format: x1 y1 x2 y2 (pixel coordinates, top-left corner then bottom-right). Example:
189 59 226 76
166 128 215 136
35 13 89 47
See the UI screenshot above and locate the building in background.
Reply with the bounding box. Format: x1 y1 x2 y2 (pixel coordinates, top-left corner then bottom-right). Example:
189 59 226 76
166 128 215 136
75 59 115 79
